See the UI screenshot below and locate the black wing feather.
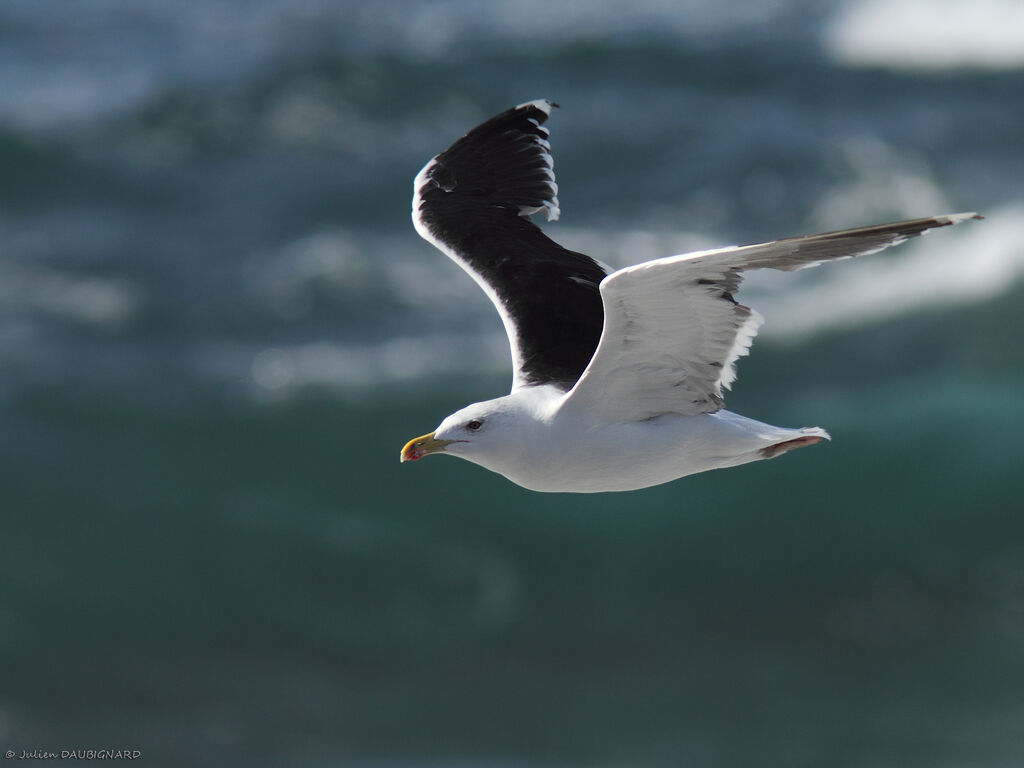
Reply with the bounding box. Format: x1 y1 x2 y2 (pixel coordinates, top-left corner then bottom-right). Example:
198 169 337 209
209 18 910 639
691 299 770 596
413 101 608 390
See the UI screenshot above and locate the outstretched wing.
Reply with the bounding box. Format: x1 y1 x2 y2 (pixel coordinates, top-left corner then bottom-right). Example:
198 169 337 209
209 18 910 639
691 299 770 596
561 213 982 422
412 99 608 391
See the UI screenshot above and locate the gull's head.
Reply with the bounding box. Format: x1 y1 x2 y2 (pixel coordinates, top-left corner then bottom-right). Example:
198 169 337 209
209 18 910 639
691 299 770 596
400 389 560 471
400 400 510 465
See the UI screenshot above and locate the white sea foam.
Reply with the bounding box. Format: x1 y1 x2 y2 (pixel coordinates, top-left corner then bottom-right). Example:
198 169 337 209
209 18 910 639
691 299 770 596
0 259 139 327
825 0 1024 70
246 226 498 323
245 229 370 318
808 136 955 231
0 0 348 129
239 332 510 396
0 0 788 130
398 0 786 57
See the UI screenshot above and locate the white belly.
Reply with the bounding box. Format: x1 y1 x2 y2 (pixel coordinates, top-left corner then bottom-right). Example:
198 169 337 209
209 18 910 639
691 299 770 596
492 410 826 493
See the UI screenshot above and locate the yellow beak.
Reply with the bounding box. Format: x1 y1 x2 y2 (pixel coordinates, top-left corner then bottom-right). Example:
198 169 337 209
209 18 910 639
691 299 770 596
400 432 454 463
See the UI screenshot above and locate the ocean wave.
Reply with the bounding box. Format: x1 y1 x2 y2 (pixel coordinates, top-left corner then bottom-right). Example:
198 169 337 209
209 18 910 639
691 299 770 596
806 136 955 231
0 0 809 131
383 0 802 57
248 335 508 392
187 332 510 398
825 0 1024 70
0 259 139 328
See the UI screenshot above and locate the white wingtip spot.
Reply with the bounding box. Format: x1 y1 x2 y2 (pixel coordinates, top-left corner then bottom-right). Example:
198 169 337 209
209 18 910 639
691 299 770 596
518 201 561 221
515 98 554 115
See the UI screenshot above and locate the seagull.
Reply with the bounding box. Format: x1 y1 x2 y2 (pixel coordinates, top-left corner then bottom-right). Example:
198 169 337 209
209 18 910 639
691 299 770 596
399 99 980 493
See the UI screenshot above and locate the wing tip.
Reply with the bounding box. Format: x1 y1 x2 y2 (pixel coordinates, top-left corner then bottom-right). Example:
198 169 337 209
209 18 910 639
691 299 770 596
415 99 563 225
514 99 561 221
514 98 559 116
936 211 984 226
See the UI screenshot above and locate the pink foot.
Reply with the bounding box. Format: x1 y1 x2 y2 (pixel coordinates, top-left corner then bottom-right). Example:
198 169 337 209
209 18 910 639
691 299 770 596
760 435 824 459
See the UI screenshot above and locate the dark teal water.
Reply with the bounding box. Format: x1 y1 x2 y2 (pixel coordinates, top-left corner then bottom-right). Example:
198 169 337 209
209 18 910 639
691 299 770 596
2 2 1023 766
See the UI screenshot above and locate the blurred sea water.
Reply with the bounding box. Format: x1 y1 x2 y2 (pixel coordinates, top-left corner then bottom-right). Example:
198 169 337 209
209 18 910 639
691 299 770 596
1 1 1023 766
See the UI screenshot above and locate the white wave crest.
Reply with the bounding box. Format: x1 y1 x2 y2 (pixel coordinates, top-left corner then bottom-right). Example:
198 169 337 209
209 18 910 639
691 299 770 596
235 333 510 397
825 0 1024 71
0 259 139 327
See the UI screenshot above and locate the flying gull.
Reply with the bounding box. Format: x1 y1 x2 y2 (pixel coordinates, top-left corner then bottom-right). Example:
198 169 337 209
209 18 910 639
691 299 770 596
400 99 980 493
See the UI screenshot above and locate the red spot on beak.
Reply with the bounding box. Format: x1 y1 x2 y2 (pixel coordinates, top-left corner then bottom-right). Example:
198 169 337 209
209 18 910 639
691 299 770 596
401 432 447 463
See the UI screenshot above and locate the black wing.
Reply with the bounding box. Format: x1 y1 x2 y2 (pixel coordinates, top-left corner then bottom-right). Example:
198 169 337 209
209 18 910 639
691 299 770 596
412 99 608 391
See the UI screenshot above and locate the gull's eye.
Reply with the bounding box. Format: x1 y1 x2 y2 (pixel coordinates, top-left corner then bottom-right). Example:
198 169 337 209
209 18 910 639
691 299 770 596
466 419 483 431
